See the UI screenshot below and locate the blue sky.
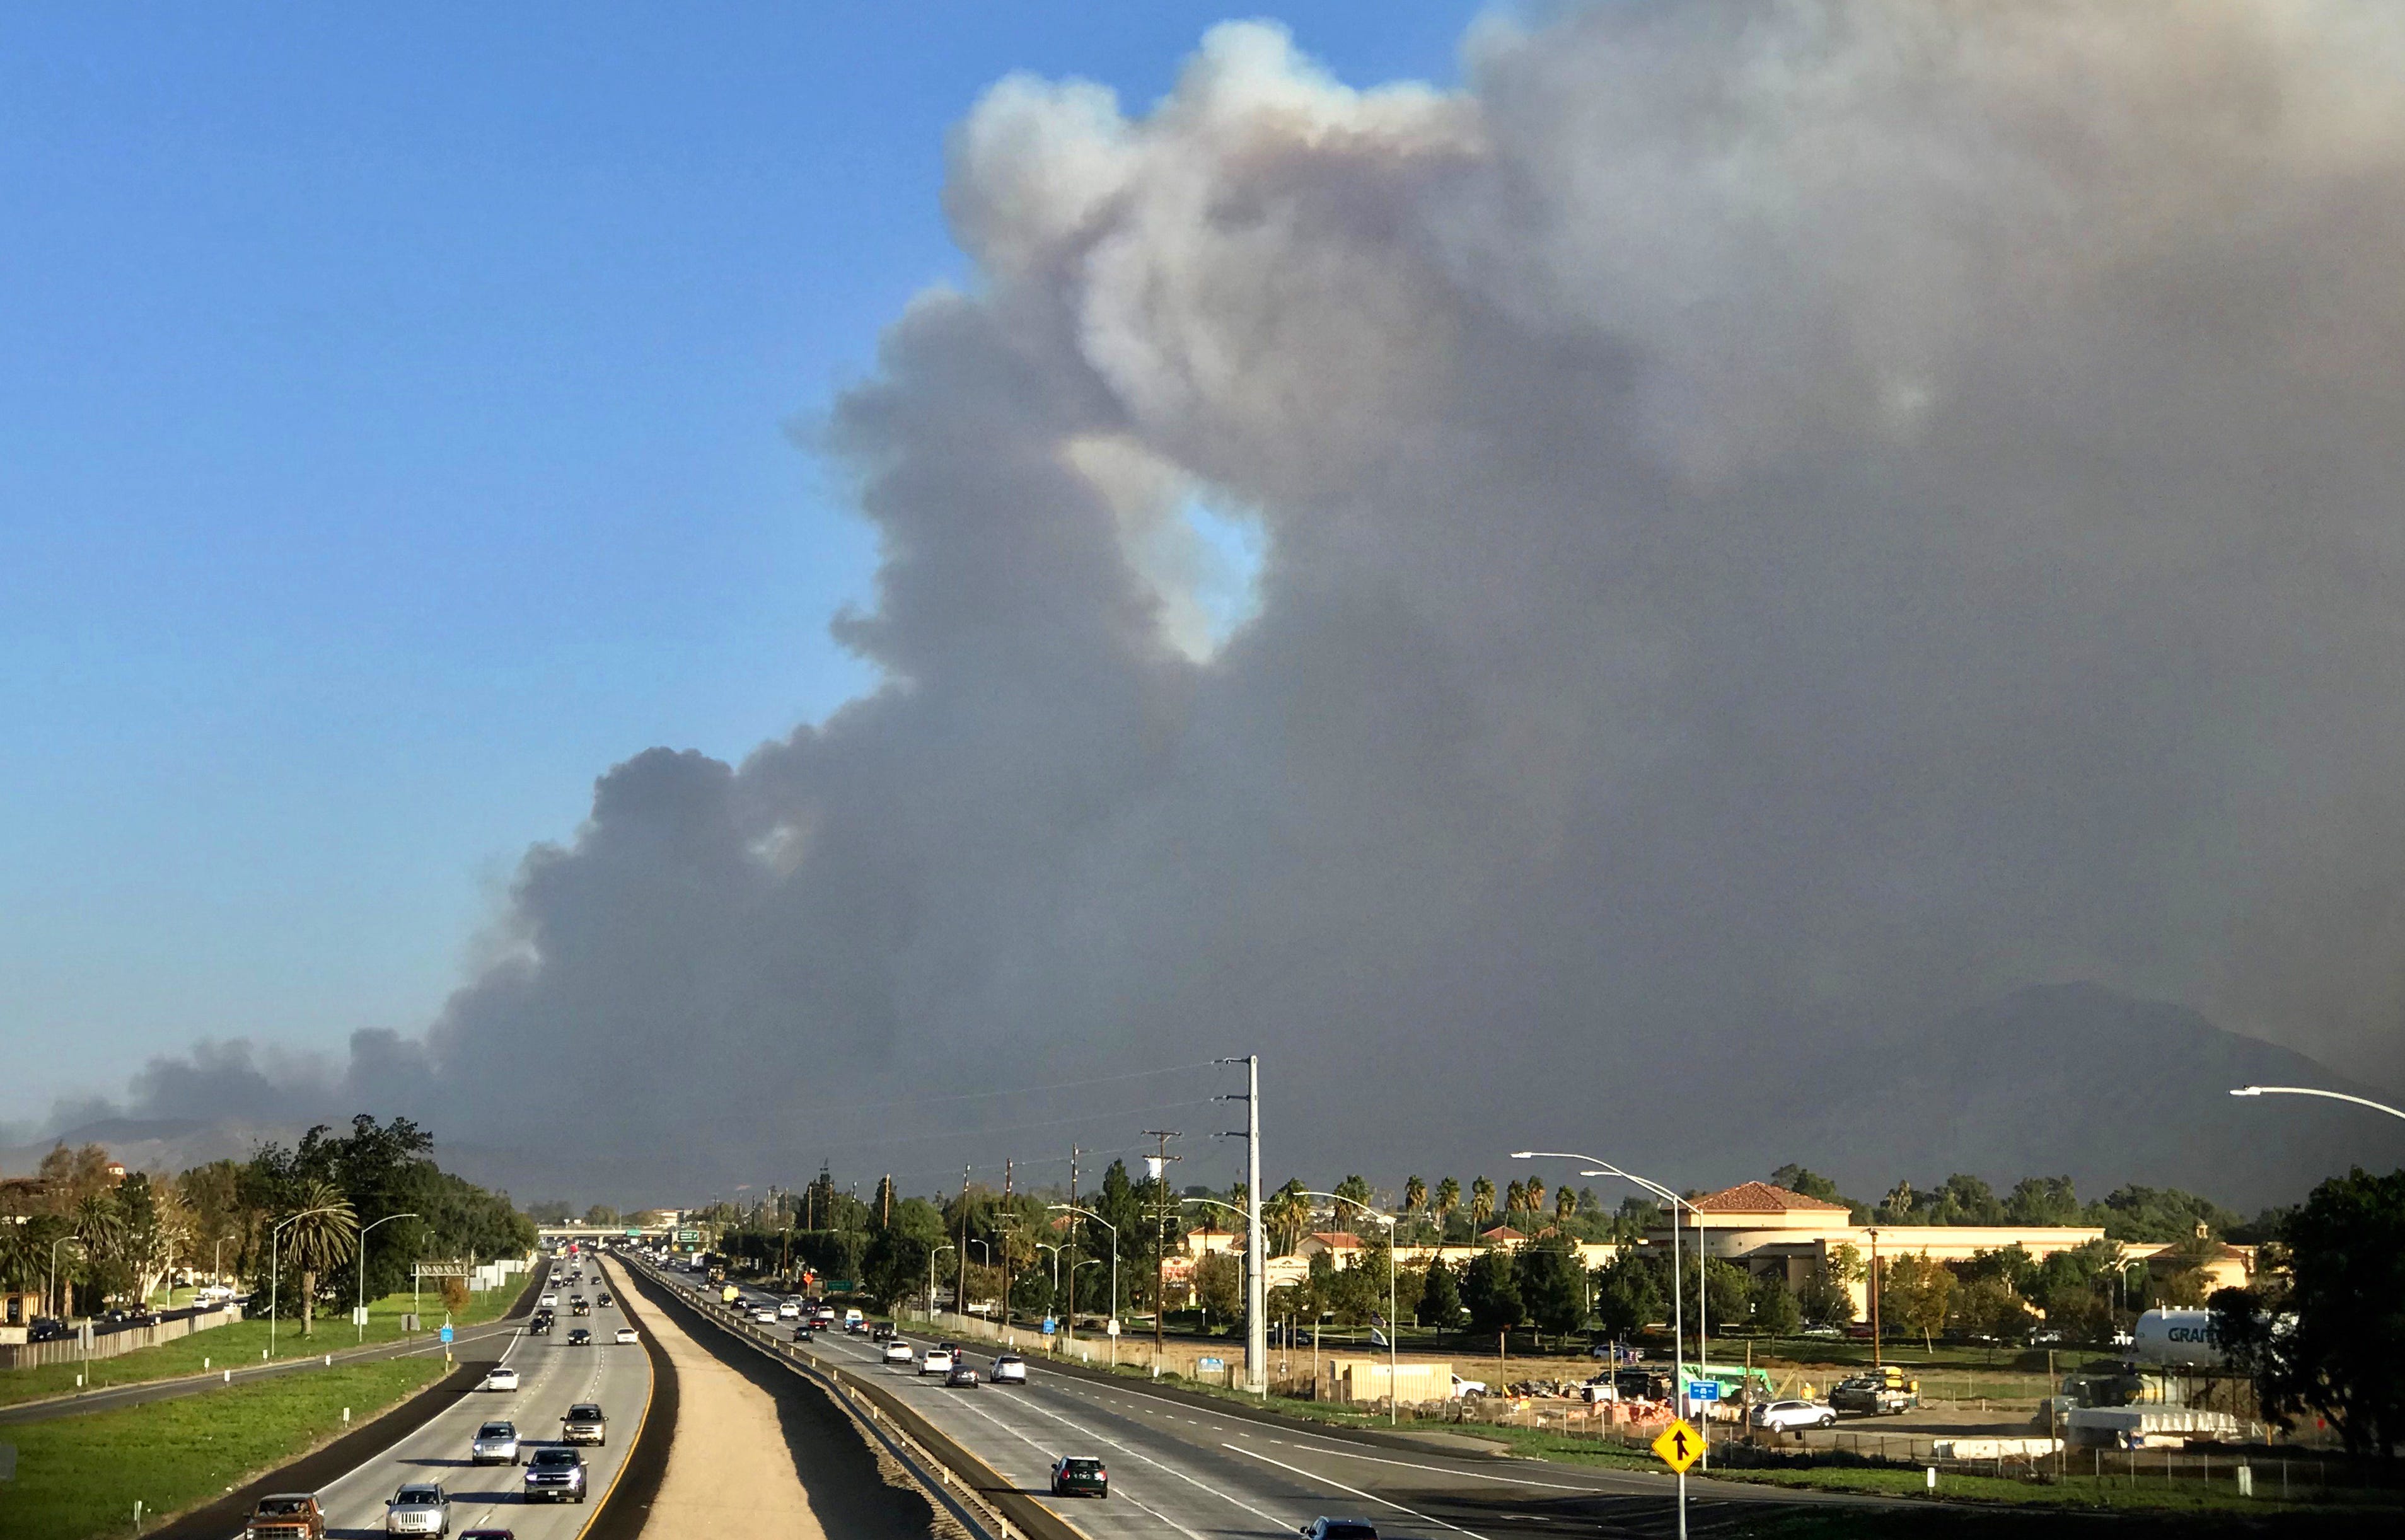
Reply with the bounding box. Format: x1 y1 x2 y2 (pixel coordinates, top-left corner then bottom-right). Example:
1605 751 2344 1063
0 5 1488 1123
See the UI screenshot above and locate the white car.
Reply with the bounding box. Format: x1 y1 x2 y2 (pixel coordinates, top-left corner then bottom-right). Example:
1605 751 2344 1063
990 1354 1028 1385
1450 1375 1488 1399
470 1420 521 1465
920 1348 955 1376
385 1483 449 1537
539 1294 559 1309
883 1340 915 1364
615 1327 639 1345
778 1301 802 1319
751 1307 777 1324
479 1367 520 1392
1750 1398 1838 1433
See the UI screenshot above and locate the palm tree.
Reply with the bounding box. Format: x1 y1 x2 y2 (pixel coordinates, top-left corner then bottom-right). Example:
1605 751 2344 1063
1555 1186 1578 1224
1435 1177 1460 1229
1504 1180 1527 1217
1265 1181 1311 1257
1403 1176 1427 1215
1525 1176 1548 1218
283 1181 359 1338
70 1194 127 1316
1470 1176 1495 1229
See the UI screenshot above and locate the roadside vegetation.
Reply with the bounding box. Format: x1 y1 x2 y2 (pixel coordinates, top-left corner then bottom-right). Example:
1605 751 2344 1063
1 1354 447 1540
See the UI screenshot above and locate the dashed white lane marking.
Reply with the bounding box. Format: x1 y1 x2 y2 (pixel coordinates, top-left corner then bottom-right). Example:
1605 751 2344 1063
1277 1434 1599 1491
1225 1442 1492 1540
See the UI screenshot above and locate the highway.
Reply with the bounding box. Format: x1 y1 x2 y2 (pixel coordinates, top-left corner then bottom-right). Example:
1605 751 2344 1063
284 1254 651 1540
627 1256 1885 1540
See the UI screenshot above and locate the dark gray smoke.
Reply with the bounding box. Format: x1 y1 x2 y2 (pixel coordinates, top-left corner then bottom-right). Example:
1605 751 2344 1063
83 5 2405 1201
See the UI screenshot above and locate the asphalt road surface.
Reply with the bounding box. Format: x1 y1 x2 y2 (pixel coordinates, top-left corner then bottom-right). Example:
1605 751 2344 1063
634 1258 1890 1540
294 1259 651 1540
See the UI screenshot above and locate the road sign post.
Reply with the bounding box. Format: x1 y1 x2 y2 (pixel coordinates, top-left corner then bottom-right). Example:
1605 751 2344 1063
1652 1417 1701 1540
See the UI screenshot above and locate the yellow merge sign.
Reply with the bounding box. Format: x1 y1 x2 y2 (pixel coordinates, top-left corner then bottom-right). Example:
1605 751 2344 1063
1651 1418 1704 1474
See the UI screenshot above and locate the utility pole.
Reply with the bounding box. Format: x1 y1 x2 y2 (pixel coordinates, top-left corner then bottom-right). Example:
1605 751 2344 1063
1144 1131 1181 1372
1002 1158 1014 1330
1065 1147 1081 1346
1218 1055 1266 1395
881 1174 891 1229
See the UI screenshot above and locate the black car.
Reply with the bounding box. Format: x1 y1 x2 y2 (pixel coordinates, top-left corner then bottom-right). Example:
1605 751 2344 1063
596 1292 613 1306
946 1363 980 1389
1050 1456 1107 1498
567 1328 592 1346
792 1325 814 1343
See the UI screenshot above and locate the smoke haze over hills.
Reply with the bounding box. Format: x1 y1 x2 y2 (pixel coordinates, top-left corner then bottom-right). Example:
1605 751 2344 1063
30 3 2405 1204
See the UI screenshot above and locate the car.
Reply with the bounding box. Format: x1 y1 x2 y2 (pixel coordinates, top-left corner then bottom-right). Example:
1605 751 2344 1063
752 1307 777 1324
523 1448 588 1504
792 1324 814 1342
872 1325 895 1342
567 1328 593 1346
1749 1398 1838 1433
539 1294 559 1309
946 1363 981 1388
615 1327 639 1345
460 1529 516 1540
597 1292 613 1306
470 1421 523 1465
1449 1375 1488 1399
1050 1455 1108 1499
1298 1522 1379 1540
384 1483 449 1537
920 1348 955 1376
242 1493 327 1540
847 1318 871 1335
527 1314 552 1336
571 1297 592 1317
478 1366 521 1392
884 1340 915 1363
562 1403 608 1445
990 1353 1028 1385
778 1301 802 1319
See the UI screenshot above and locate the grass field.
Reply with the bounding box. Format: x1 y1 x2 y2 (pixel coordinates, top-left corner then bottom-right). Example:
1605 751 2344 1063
0 1285 518 1410
0 1355 448 1540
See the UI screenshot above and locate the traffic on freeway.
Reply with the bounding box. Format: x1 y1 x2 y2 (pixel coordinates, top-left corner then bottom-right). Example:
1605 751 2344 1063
623 1254 1878 1539
257 1249 649 1540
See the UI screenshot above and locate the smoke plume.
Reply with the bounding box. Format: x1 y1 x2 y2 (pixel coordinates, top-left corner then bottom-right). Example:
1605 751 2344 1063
86 4 2405 1198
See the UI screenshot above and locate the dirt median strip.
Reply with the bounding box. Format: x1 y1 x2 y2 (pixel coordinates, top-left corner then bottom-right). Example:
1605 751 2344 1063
579 1258 675 1540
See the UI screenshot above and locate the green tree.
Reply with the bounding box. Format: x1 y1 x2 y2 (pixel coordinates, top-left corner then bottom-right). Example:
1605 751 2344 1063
1265 1181 1312 1256
1519 1239 1586 1340
1461 1248 1522 1333
2213 1167 2405 1456
1403 1176 1427 1215
282 1179 358 1337
1332 1174 1373 1208
1770 1164 1847 1204
2092 1185 2242 1244
2002 1176 2080 1226
1749 1272 1801 1336
1194 1251 1241 1323
1555 1186 1578 1224
1469 1177 1495 1228
1797 1266 1853 1328
1415 1258 1461 1328
1948 1275 2032 1343
1434 1177 1460 1227
1882 1253 1954 1350
1592 1252 1662 1341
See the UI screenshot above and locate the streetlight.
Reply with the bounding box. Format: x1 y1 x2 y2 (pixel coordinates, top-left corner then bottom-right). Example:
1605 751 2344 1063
356 1213 420 1344
927 1243 955 1321
1051 1204 1120 1362
1514 1150 1702 1540
966 1240 992 1323
1301 1191 1401 1427
2230 1085 2405 1121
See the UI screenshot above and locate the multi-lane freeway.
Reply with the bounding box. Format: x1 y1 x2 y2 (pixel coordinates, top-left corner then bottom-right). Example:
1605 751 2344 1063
286 1258 651 1540
626 1256 1886 1539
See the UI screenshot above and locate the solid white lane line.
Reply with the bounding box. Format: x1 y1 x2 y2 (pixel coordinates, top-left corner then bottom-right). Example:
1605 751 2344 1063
986 1382 1301 1534
1277 1435 1598 1491
1224 1442 1491 1540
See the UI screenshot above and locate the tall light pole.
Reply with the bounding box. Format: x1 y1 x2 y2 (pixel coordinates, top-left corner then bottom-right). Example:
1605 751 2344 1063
1036 1241 1065 1303
356 1213 420 1344
2230 1086 2405 1121
1515 1150 1700 1540
1050 1203 1120 1363
927 1243 955 1321
1302 1190 1400 1426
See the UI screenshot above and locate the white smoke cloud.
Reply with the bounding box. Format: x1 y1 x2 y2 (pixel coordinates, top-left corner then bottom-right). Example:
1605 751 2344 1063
92 4 2405 1197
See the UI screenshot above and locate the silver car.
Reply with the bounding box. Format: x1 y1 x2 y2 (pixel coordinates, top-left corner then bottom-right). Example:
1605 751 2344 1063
1749 1398 1837 1433
470 1420 521 1465
384 1483 448 1537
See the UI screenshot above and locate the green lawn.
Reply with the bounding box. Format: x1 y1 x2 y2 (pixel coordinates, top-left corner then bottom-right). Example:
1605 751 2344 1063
0 1355 448 1540
0 1285 517 1410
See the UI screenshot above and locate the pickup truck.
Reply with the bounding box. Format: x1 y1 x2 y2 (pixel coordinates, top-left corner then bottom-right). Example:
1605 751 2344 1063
1831 1369 1920 1416
1449 1375 1488 1400
243 1494 326 1540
